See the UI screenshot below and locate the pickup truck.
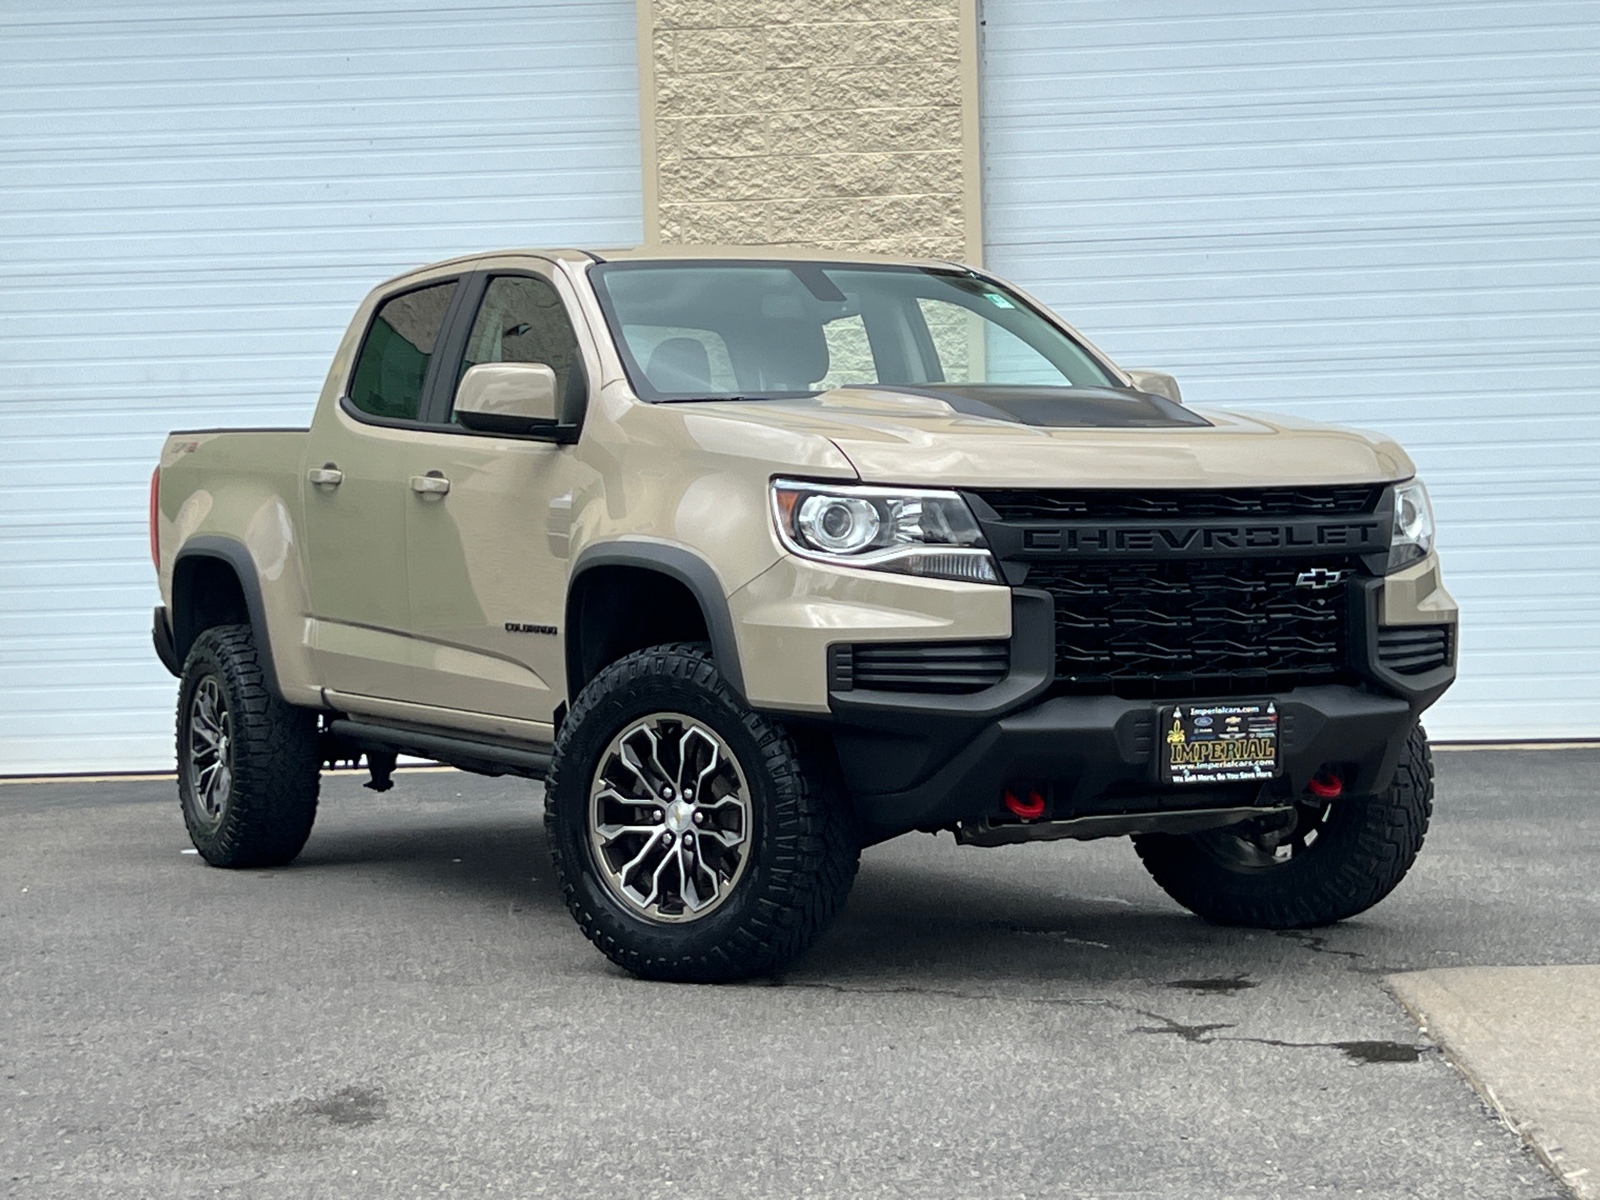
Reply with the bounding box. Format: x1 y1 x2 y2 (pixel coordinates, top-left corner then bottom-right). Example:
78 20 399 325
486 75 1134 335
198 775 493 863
151 247 1457 982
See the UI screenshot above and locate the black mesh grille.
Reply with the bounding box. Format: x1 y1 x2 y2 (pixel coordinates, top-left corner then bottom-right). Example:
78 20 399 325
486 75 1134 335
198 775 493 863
834 642 1009 694
1027 558 1355 699
975 485 1380 523
1377 625 1451 675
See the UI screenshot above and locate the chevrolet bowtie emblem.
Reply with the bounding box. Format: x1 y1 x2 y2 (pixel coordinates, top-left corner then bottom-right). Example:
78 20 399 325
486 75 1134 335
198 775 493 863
1295 568 1347 590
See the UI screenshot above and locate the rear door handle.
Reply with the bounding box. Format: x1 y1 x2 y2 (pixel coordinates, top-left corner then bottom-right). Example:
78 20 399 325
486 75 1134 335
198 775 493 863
308 465 343 486
410 472 450 496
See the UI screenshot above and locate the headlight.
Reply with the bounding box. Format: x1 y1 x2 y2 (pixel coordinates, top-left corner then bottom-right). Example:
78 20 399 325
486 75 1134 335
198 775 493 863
771 479 1001 584
1387 478 1435 573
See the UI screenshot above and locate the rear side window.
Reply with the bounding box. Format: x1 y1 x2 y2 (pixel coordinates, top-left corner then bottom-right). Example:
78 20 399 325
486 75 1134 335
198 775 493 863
347 280 458 421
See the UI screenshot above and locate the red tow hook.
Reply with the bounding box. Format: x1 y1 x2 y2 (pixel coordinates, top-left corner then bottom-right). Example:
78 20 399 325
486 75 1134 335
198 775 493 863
1308 771 1343 799
1003 788 1047 820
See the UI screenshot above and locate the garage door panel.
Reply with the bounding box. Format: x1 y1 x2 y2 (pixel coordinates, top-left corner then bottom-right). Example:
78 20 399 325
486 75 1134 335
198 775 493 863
0 1 641 774
1029 259 1600 305
984 0 1600 740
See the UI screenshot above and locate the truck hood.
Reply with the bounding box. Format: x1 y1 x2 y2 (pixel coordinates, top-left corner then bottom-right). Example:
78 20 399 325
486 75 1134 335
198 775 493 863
696 385 1414 488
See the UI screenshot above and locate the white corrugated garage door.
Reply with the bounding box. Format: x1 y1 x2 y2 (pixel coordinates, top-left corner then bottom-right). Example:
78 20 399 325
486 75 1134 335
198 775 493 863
0 1 642 774
981 1 1600 740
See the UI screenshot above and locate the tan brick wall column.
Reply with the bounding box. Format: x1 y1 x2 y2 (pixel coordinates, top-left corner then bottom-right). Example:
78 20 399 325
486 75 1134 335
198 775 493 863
638 0 982 263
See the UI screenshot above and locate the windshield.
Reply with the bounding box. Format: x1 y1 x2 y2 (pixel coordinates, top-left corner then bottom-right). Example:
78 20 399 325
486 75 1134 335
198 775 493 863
588 261 1119 401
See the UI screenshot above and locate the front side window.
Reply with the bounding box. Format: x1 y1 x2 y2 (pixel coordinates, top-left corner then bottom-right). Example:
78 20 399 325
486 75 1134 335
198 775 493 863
347 280 457 421
452 274 583 421
588 261 1118 401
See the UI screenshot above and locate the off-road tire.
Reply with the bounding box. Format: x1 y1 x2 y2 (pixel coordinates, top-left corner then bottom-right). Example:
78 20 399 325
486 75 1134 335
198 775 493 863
545 643 859 982
1133 724 1433 928
176 623 320 868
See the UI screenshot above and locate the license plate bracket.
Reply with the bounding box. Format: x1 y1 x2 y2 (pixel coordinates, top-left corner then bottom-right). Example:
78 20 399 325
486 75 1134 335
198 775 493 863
1159 700 1281 785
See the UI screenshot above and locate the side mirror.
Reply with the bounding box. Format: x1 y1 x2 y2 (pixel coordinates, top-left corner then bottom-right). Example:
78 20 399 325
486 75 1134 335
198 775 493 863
455 362 560 434
1125 369 1182 405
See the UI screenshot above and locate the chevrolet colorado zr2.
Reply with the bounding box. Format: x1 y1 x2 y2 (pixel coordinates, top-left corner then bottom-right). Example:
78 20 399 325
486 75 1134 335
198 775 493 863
150 248 1456 981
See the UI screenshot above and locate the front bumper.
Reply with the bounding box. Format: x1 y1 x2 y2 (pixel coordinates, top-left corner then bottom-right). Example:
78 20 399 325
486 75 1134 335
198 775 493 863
835 683 1416 841
825 588 1455 843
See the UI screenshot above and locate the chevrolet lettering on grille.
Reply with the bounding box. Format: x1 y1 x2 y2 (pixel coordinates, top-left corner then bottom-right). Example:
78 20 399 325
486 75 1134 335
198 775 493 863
1015 519 1382 558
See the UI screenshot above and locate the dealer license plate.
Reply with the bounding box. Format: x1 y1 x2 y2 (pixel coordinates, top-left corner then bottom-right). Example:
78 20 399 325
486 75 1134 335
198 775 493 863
1159 700 1281 785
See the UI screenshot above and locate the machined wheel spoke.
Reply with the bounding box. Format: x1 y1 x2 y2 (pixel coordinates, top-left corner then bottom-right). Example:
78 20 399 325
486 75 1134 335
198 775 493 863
680 843 724 911
648 847 683 908
208 766 232 814
196 761 220 795
680 858 713 910
595 821 660 845
595 783 664 810
198 765 222 814
618 731 668 799
679 725 719 792
693 824 743 849
617 827 667 884
592 783 665 835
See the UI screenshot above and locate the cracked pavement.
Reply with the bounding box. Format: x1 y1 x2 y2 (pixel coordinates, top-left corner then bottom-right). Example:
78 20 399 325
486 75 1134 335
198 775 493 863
2 747 1595 1198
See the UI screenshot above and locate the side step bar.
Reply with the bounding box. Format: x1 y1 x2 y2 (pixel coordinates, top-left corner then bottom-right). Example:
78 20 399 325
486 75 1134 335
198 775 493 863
327 718 552 781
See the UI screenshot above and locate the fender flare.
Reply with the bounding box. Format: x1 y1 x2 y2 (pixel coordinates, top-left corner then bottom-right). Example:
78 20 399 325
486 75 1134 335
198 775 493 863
171 535 285 699
565 542 746 701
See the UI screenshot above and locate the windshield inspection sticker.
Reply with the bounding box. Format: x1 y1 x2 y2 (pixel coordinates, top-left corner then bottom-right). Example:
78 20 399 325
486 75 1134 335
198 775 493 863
984 291 1017 309
1160 701 1280 785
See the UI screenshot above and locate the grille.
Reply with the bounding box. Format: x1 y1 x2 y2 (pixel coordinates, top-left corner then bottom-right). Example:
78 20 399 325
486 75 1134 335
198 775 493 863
831 641 1009 694
1027 558 1354 699
1377 625 1451 675
974 485 1380 523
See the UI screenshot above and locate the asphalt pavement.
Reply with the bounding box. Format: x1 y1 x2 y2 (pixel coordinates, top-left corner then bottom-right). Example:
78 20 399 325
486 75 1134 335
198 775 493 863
3 747 1597 1199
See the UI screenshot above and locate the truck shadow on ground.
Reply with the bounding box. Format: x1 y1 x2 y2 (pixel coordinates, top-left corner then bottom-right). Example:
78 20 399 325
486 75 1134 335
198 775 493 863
293 813 570 916
289 805 1391 989
810 896 1375 988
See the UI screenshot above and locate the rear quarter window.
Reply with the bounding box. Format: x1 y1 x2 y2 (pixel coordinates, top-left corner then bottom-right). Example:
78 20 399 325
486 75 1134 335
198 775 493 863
347 280 458 421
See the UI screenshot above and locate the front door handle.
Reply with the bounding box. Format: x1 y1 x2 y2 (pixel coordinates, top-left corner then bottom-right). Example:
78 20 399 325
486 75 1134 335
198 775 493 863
410 471 450 496
308 464 343 487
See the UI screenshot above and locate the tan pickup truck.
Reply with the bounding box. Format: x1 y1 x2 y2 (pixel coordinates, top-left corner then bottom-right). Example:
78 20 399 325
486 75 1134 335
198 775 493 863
151 247 1457 981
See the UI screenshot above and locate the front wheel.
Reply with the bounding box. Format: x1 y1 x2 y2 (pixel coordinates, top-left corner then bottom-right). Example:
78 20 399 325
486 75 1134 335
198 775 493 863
1133 724 1434 928
545 644 858 982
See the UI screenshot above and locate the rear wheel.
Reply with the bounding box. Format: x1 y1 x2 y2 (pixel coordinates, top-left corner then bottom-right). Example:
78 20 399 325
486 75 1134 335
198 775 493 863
1133 724 1433 928
545 644 858 982
177 623 320 867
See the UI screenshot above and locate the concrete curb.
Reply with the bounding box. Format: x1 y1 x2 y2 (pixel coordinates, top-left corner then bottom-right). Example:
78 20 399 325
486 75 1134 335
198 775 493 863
1389 966 1600 1199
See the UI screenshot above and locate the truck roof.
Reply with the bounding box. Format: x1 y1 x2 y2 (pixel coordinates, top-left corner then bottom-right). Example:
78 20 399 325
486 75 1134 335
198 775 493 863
378 245 966 290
